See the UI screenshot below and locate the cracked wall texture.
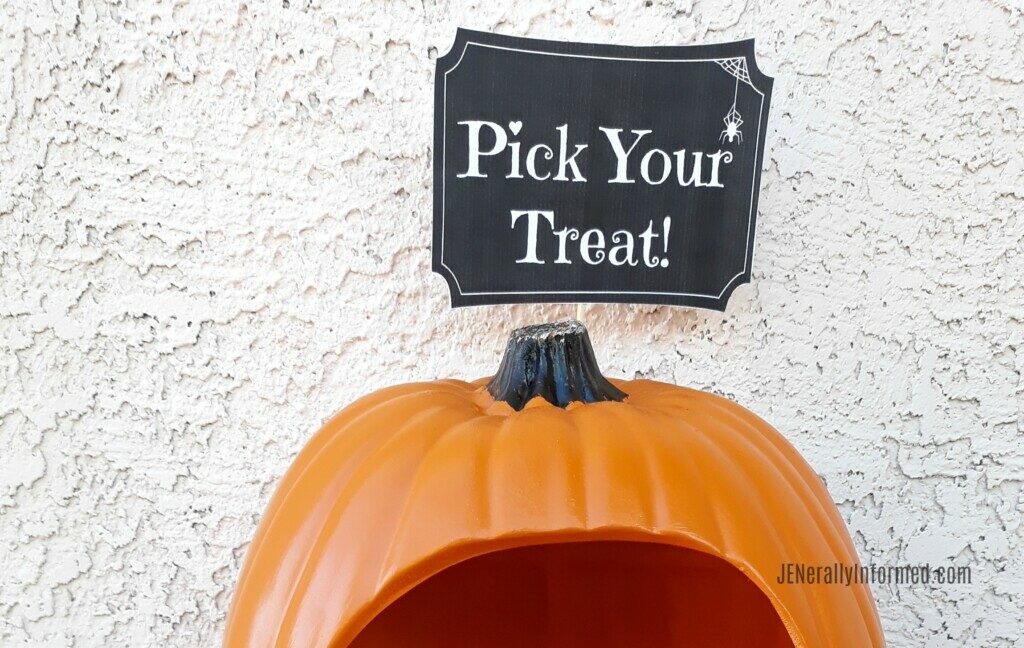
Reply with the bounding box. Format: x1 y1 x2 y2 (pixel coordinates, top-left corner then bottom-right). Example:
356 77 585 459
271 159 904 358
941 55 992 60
1 0 1022 646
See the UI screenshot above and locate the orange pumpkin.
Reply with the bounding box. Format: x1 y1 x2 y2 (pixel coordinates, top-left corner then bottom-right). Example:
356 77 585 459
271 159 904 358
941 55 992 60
226 321 884 647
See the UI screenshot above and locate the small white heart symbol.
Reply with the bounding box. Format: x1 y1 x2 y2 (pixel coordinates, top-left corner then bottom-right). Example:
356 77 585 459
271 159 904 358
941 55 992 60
508 121 523 135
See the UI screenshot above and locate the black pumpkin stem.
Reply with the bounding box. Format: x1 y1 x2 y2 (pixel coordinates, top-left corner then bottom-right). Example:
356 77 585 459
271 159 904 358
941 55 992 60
487 320 627 411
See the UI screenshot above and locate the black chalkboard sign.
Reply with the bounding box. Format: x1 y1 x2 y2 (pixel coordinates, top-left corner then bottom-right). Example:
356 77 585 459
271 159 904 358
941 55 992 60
433 29 773 310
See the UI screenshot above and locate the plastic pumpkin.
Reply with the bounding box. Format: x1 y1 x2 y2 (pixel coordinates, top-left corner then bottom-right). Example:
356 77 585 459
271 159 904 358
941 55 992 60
225 321 884 647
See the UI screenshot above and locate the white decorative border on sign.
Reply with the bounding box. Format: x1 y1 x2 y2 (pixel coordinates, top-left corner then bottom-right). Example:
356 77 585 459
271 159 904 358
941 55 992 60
435 31 772 309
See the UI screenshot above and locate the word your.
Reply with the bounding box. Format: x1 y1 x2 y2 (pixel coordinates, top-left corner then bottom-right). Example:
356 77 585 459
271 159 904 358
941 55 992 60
457 121 733 187
511 210 672 268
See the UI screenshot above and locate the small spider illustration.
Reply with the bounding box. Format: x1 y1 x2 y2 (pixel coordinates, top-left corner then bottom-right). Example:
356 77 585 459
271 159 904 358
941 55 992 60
720 105 743 144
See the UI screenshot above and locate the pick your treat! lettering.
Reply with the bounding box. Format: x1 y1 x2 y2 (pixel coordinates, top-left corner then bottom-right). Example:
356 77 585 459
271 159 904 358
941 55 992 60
454 120 734 269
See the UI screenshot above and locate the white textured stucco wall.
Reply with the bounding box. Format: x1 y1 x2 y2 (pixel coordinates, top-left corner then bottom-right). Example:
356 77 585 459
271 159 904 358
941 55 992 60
1 1 1022 646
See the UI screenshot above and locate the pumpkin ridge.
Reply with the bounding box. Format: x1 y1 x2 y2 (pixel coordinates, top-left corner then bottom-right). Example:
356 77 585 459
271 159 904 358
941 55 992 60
697 392 884 639
471 414 498 534
638 388 880 647
703 395 865 564
373 413 497 591
570 406 618 528
694 397 845 551
720 395 872 618
492 408 534 528
683 406 833 647
562 408 590 527
719 403 884 645
270 403 445 646
646 405 726 545
689 412 821 646
229 386 447 644
275 399 478 646
654 390 857 578
666 413 731 551
686 393 880 646
602 403 661 529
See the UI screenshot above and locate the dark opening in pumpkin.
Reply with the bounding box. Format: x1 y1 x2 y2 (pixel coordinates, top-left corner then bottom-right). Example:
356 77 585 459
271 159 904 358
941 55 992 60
349 541 795 648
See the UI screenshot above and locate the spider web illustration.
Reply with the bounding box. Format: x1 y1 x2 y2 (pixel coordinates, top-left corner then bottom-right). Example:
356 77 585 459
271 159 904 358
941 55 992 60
714 58 749 145
714 57 752 87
